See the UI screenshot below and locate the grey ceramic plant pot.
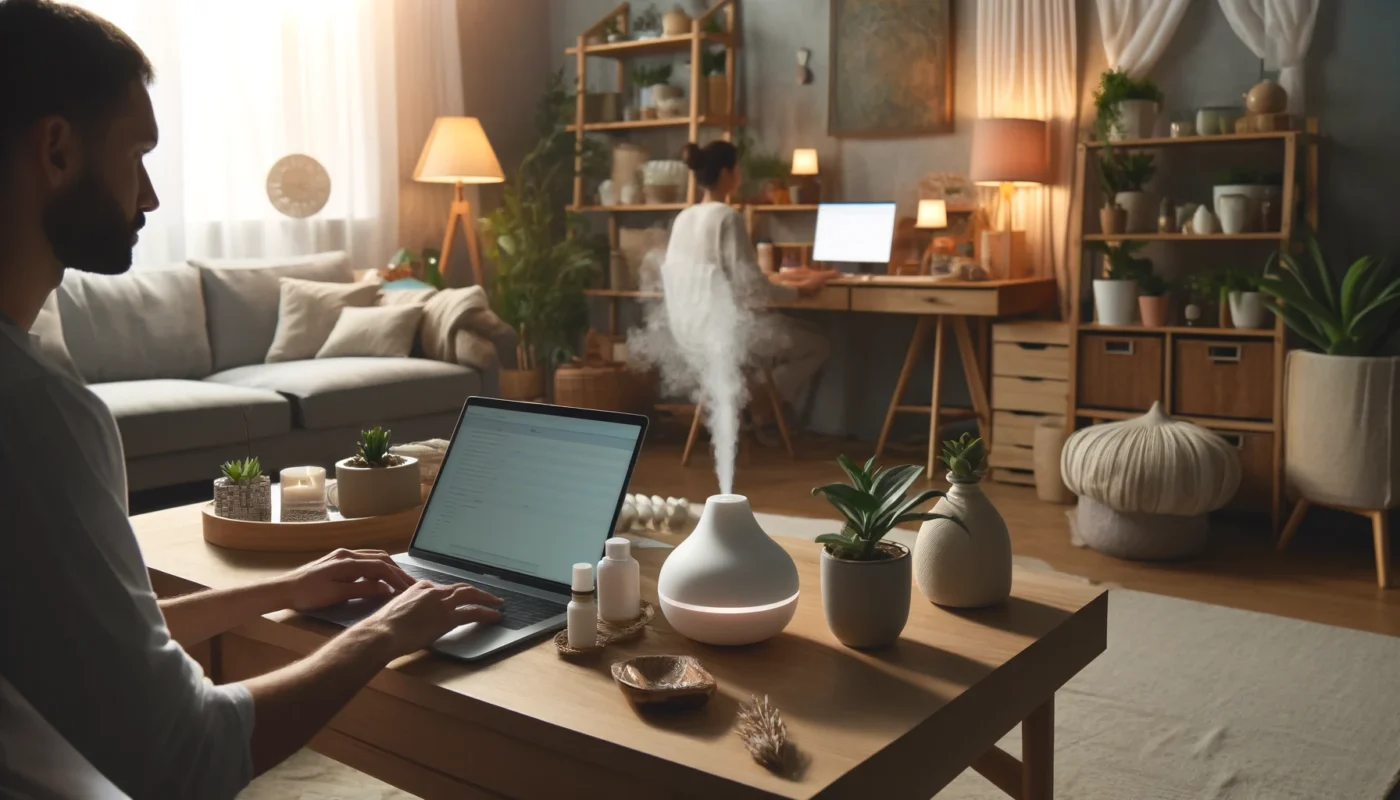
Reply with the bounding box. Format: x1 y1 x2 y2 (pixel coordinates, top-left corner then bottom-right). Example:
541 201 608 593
820 542 911 648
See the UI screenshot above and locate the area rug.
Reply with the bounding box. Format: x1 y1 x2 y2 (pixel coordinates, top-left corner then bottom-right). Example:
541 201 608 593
240 512 1400 799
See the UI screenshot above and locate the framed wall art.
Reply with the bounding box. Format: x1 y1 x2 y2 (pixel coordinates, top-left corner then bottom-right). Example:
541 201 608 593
828 0 954 137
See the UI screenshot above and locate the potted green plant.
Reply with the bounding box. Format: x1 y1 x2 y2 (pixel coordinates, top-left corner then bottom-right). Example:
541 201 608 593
1222 268 1266 328
629 63 673 115
1097 152 1127 235
1093 67 1165 141
1102 150 1156 232
631 4 662 39
914 435 1011 608
1213 168 1282 234
481 70 605 384
336 427 421 519
701 47 728 118
213 457 270 522
812 456 962 648
1137 271 1173 328
1086 239 1150 325
1259 232 1400 512
733 131 791 204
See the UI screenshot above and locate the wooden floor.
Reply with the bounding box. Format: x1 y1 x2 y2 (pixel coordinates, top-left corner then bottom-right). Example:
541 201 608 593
629 433 1400 638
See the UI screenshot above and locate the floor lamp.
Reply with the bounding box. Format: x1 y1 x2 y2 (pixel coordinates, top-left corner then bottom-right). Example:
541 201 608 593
413 117 504 287
969 118 1047 280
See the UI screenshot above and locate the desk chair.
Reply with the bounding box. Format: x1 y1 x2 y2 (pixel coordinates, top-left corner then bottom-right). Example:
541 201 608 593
681 367 794 466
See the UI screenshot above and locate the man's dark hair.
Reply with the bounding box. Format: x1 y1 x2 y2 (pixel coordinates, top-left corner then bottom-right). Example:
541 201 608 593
0 0 154 157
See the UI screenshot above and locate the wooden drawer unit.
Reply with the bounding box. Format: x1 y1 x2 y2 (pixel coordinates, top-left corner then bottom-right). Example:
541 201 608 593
850 286 997 316
770 286 850 311
993 341 1068 380
988 442 1034 471
992 410 1061 448
1077 333 1163 411
990 376 1067 415
992 321 1069 346
1216 430 1274 511
1173 339 1274 420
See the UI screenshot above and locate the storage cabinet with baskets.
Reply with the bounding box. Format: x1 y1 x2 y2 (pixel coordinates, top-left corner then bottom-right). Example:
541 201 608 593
989 322 1068 486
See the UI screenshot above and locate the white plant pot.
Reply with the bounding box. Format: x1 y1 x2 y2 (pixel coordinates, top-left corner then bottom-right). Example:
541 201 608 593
1115 190 1153 233
638 85 654 109
1093 279 1139 326
1228 290 1268 329
335 456 420 518
820 544 911 648
1212 184 1276 232
1217 193 1250 235
1285 351 1400 510
913 474 1012 608
1109 99 1159 141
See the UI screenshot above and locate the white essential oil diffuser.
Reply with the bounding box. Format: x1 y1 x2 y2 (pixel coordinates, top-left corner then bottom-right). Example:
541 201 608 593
658 495 800 645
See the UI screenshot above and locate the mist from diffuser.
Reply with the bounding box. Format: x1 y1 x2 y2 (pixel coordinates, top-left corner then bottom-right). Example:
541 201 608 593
658 494 799 645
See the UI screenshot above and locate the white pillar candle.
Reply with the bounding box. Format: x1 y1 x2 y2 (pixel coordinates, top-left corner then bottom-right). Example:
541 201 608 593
280 466 327 521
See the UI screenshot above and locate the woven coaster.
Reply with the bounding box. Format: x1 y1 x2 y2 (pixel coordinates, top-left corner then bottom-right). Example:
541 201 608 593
554 601 655 658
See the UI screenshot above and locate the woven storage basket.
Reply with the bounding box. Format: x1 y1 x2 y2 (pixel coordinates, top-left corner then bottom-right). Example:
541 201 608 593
499 367 545 401
554 364 626 411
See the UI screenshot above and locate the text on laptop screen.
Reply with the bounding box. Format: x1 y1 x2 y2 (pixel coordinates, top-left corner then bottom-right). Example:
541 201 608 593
811 202 897 264
412 405 641 586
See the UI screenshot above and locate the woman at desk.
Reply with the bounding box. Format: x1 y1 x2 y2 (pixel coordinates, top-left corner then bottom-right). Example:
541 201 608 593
659 141 839 425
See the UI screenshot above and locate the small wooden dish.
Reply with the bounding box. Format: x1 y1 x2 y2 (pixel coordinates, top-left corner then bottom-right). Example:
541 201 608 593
200 500 421 552
610 655 716 708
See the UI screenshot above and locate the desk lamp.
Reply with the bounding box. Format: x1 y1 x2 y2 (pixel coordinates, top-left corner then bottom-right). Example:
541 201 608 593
414 117 505 287
790 148 821 204
969 118 1047 279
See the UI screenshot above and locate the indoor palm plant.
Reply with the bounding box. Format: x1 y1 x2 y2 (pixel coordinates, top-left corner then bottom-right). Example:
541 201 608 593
1262 233 1400 511
1093 67 1164 142
812 455 962 647
335 427 422 518
914 435 1012 608
213 457 271 522
1086 239 1150 326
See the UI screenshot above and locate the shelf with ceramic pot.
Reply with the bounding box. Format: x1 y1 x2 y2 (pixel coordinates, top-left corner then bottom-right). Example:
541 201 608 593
1078 323 1278 339
566 31 735 59
1084 130 1302 149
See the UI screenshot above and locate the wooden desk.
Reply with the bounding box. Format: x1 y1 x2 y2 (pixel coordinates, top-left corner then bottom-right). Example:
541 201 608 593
587 277 1058 476
134 502 1105 799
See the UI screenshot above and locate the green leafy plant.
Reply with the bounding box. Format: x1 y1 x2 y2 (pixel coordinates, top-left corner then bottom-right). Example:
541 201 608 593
701 47 726 76
1138 271 1174 297
1093 68 1164 142
940 434 987 481
600 16 620 38
481 70 605 361
349 427 404 468
1216 167 1262 185
1190 268 1259 307
812 456 964 561
629 63 673 88
1100 150 1155 194
632 4 661 33
1085 239 1151 281
1258 232 1400 356
219 457 262 484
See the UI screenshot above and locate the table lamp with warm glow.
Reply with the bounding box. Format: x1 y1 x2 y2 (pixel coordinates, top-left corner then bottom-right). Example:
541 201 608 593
915 199 948 273
414 117 504 286
969 118 1047 279
790 148 821 204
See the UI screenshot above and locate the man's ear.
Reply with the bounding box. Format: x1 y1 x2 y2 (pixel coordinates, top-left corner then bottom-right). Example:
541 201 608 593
37 117 83 188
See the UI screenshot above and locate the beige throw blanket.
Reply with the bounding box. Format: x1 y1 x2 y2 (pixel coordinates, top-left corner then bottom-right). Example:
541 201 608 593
380 285 514 371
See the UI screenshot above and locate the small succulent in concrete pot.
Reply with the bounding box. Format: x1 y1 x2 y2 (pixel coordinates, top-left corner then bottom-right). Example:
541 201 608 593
335 427 421 519
813 455 964 648
214 457 271 522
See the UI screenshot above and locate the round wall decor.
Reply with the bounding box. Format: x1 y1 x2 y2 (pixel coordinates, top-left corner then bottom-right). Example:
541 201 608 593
266 154 331 218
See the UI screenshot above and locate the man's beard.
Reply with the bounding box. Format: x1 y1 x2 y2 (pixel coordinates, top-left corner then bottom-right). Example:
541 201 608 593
41 168 142 276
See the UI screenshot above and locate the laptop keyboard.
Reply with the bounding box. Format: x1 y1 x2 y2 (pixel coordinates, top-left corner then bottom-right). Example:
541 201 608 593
401 563 566 631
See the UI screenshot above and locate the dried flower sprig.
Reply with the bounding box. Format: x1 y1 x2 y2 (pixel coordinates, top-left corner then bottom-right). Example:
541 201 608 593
735 694 789 773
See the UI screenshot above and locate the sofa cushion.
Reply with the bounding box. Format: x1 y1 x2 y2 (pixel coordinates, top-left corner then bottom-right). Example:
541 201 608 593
190 252 352 372
88 379 291 459
317 305 425 359
57 267 212 382
206 358 478 430
265 278 381 363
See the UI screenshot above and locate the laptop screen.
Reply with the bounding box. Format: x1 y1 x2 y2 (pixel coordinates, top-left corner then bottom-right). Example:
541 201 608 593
410 400 645 587
812 202 897 264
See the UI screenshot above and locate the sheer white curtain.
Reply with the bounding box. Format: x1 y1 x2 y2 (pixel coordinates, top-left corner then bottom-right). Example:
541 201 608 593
1095 0 1195 76
977 0 1078 315
75 0 412 269
1217 0 1318 114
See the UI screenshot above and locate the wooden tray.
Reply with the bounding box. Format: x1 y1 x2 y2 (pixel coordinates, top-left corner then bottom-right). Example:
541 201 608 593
201 496 423 552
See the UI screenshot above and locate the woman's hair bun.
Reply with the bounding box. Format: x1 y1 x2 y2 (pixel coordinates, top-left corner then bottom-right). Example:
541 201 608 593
681 142 705 170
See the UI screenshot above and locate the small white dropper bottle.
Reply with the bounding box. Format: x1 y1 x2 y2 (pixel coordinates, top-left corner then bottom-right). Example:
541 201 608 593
597 537 640 623
567 562 597 649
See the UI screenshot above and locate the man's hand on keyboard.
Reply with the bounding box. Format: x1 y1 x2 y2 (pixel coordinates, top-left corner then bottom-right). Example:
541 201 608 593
361 580 505 657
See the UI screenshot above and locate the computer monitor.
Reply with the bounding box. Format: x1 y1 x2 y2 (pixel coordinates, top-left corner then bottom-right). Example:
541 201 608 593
812 202 898 268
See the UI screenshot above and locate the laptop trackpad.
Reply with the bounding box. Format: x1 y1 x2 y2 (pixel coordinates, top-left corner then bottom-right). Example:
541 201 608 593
433 621 527 660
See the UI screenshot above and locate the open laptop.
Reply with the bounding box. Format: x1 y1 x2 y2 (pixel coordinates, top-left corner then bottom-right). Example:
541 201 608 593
812 201 897 273
304 397 648 661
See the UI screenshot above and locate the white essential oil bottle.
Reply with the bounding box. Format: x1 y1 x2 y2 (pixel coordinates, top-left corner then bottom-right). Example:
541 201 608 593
567 562 597 649
597 537 641 623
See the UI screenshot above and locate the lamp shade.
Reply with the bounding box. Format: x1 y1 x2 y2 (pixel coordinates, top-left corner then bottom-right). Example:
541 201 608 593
791 148 819 176
969 118 1048 187
915 199 948 229
413 116 505 184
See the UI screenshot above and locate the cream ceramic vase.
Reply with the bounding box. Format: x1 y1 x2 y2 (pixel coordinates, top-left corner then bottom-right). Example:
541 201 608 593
335 456 420 518
913 473 1012 608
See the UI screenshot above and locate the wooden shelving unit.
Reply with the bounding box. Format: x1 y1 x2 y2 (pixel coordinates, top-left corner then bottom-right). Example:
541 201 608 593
1066 121 1319 532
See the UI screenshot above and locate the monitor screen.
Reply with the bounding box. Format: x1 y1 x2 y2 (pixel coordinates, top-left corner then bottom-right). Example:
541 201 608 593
812 202 898 264
410 402 645 587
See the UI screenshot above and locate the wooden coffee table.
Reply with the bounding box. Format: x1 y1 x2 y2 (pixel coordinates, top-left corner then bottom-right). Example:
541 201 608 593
132 503 1106 799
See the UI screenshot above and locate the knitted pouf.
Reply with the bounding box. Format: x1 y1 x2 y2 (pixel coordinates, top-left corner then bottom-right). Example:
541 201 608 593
1075 496 1209 560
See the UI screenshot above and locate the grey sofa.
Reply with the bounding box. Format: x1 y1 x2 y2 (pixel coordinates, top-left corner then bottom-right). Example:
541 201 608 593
46 252 508 492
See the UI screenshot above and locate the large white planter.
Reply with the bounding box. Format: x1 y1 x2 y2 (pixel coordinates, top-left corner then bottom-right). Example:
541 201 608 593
1093 279 1139 326
913 474 1011 608
1213 184 1278 232
1115 190 1153 233
1228 290 1268 329
335 456 420 518
1217 193 1250 235
1285 351 1400 510
1109 99 1159 141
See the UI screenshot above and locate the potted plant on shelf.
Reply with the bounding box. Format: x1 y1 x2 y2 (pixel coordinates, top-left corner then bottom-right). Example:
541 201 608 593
1138 271 1173 327
1223 269 1267 328
1093 68 1164 142
1102 149 1156 233
1259 232 1400 512
631 4 662 39
914 435 1011 608
336 427 421 519
812 455 962 648
629 63 673 118
1213 168 1282 233
213 457 271 522
1086 239 1150 326
1097 152 1127 235
701 46 728 118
